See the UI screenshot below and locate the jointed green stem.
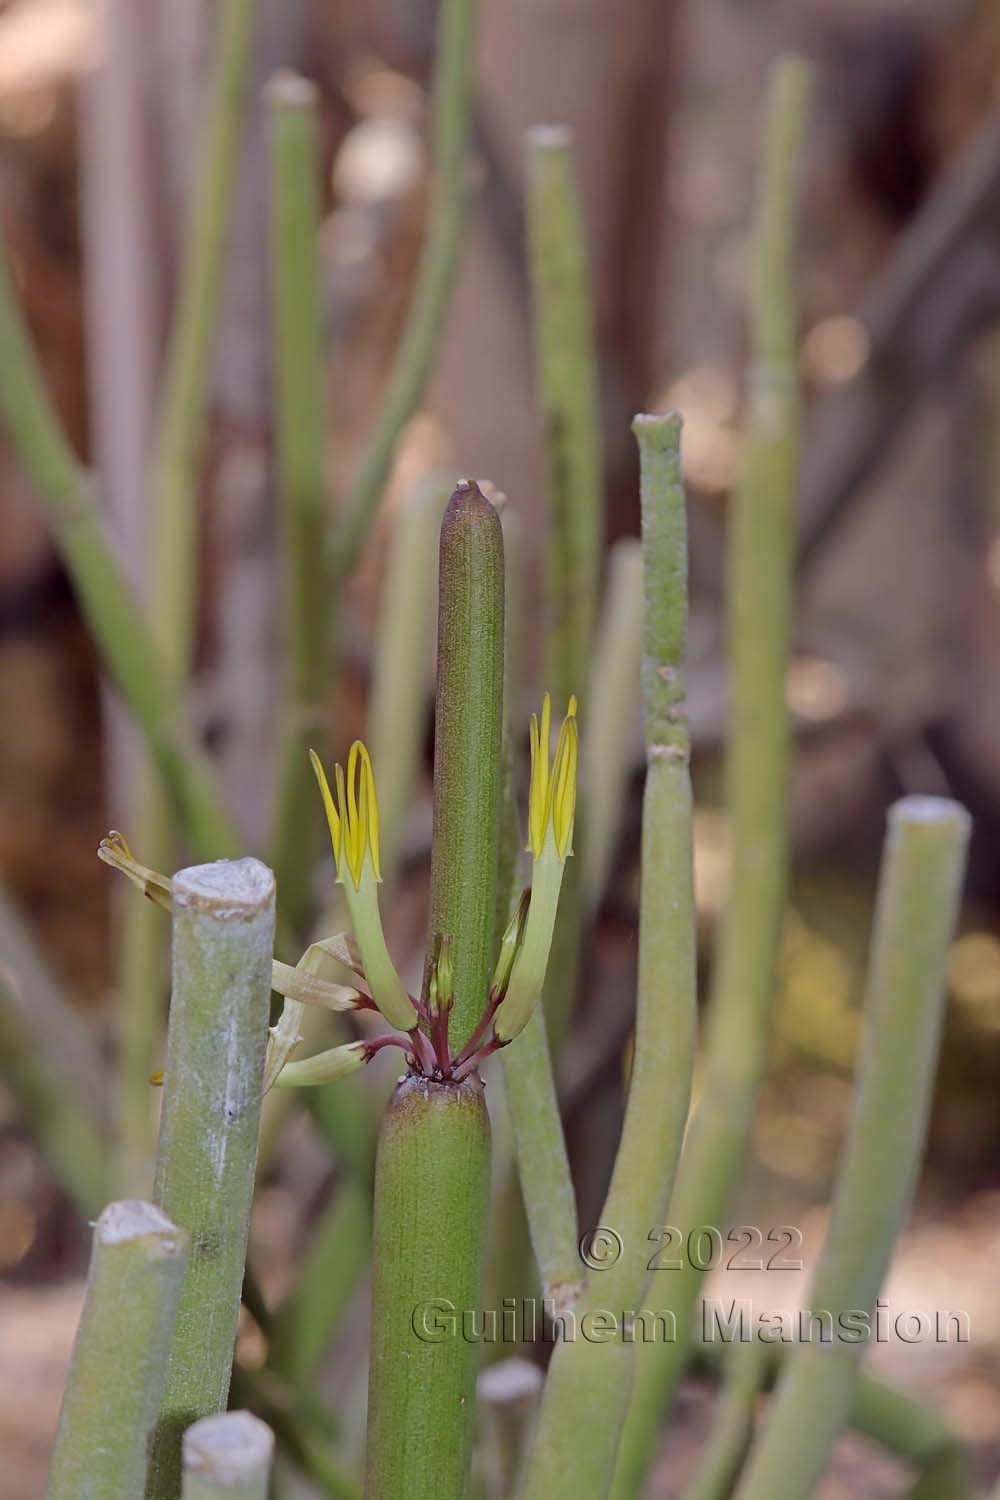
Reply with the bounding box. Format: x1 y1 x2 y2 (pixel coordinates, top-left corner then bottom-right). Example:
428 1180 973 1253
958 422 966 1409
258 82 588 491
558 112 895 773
520 413 696 1499
611 60 811 1497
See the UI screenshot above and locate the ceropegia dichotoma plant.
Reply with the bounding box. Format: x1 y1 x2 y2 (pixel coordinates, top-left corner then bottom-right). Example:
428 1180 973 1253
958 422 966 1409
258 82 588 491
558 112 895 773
0 10 978 1495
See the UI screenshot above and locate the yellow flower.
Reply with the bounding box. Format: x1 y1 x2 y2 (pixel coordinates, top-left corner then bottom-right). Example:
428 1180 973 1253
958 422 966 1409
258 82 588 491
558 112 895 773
309 745 416 1033
528 694 579 861
310 741 382 888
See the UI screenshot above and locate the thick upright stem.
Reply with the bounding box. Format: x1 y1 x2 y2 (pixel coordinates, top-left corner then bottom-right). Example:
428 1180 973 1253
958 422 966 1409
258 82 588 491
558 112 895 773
266 73 332 937
46 1201 188 1500
611 61 811 1497
147 859 275 1499
364 481 502 1497
182 1411 274 1500
336 0 477 577
365 1077 491 1499
520 413 696 1499
426 481 505 1049
734 797 970 1500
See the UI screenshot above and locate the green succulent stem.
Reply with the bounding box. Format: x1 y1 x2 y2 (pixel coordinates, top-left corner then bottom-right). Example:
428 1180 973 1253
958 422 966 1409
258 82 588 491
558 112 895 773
425 480 505 1050
611 59 811 1497
182 1411 274 1500
335 0 477 577
147 859 275 1499
363 479 503 1496
46 1201 188 1500
266 72 332 938
364 1077 491 1499
519 412 696 1499
733 796 970 1500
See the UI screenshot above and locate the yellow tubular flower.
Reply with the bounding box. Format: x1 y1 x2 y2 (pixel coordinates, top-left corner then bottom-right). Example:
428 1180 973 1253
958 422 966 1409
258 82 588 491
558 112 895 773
309 746 416 1033
496 695 580 1044
528 694 579 860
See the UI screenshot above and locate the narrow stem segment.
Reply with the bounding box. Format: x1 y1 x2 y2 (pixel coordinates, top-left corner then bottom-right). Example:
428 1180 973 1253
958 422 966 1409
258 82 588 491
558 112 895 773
500 1002 579 1304
266 73 332 937
681 1345 766 1500
612 60 811 1498
526 126 603 1047
733 796 970 1500
370 475 450 882
520 413 696 1499
365 1076 491 1499
335 0 477 577
182 1411 274 1500
119 0 260 1186
147 859 275 1499
583 538 645 907
426 480 505 1049
46 1201 188 1500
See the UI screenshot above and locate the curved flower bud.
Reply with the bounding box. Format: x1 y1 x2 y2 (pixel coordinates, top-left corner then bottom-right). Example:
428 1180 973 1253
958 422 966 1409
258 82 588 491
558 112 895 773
275 1040 368 1088
310 747 416 1033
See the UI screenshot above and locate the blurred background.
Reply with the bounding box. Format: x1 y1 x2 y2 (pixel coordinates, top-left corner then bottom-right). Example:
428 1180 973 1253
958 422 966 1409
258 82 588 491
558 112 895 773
1 0 1000 1495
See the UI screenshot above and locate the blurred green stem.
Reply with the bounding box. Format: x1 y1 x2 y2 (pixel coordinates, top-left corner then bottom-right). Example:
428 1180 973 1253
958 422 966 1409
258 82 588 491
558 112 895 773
369 474 449 881
118 0 260 1190
734 796 970 1500
46 1201 188 1500
334 0 477 577
148 859 275 1499
526 126 603 1047
611 61 811 1498
266 73 332 938
583 538 644 907
0 888 111 1217
681 1345 766 1500
520 413 696 1499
